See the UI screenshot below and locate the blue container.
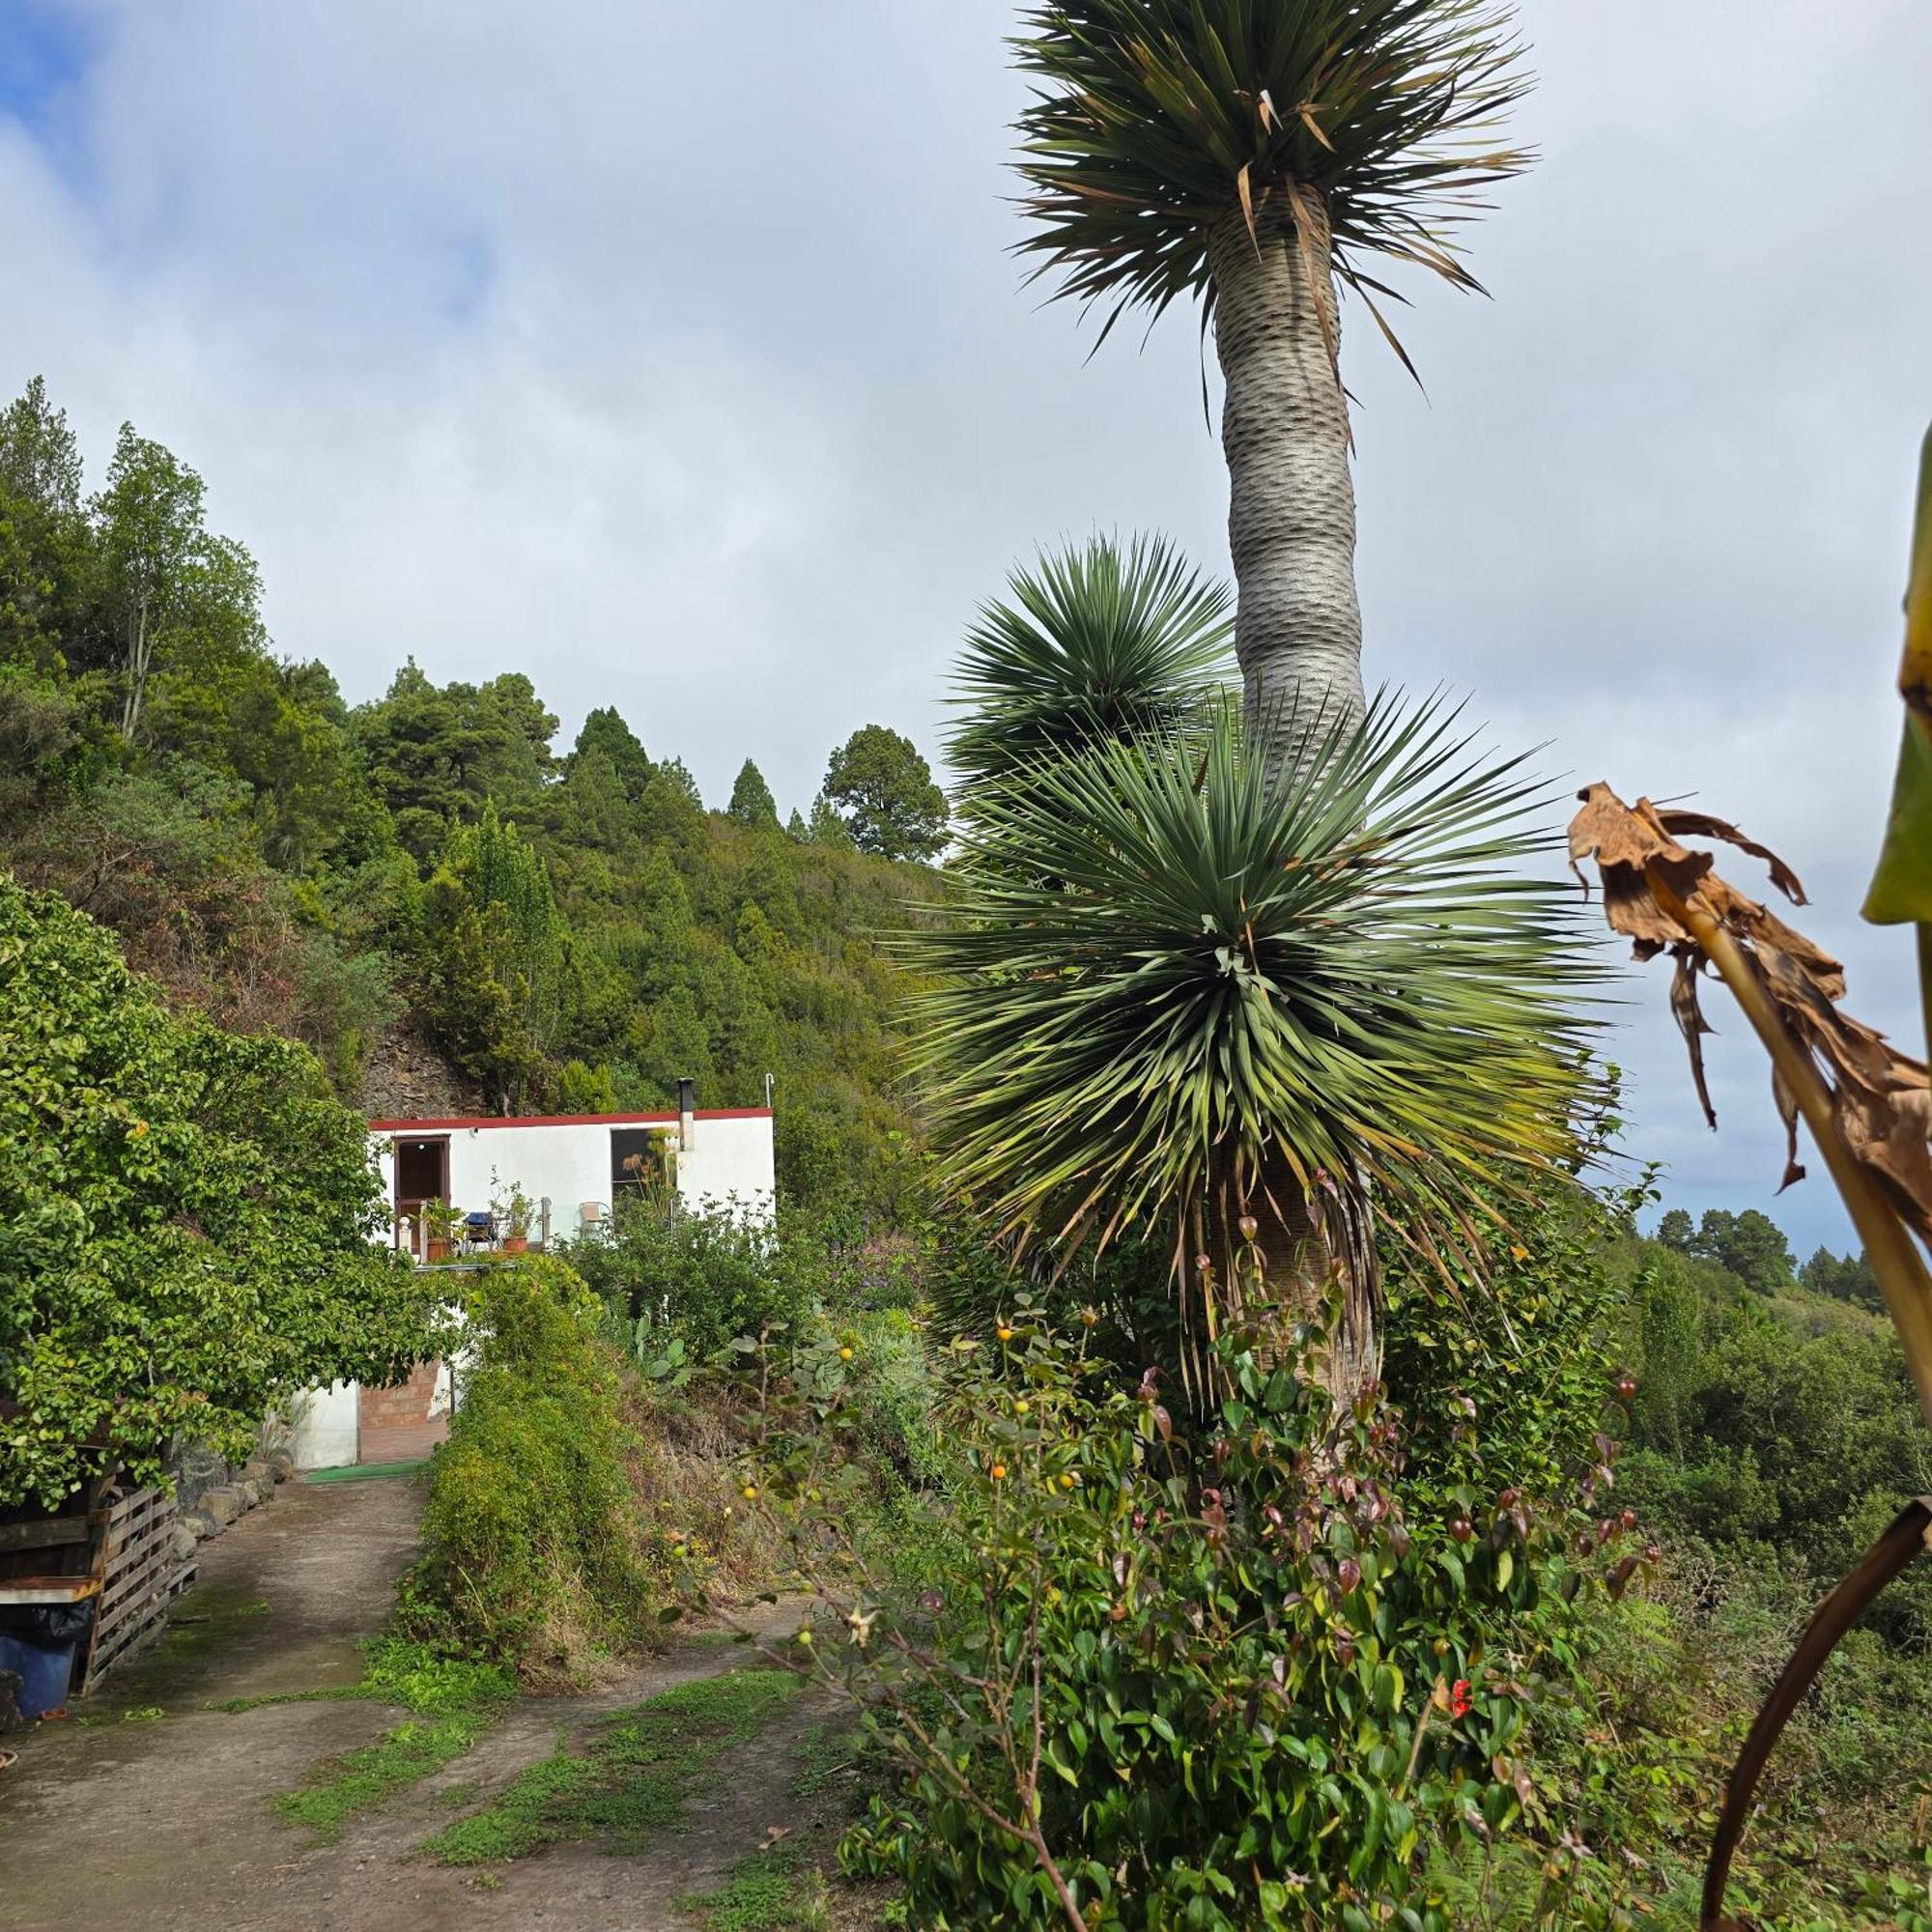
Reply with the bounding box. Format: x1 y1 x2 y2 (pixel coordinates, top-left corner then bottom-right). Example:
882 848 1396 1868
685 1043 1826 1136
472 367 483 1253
0 1633 76 1719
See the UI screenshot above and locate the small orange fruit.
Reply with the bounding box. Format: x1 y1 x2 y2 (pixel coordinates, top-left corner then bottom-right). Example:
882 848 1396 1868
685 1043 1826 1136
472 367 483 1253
741 1485 758 1501
997 1325 1015 1343
1059 1472 1077 1491
990 1463 1009 1481
838 1346 854 1361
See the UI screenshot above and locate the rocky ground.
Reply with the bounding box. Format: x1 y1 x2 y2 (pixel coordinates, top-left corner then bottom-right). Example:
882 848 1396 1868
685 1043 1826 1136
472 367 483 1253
0 1473 878 1932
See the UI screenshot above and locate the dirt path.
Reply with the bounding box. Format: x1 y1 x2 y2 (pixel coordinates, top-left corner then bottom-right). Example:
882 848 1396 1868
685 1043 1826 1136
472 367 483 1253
0 1474 875 1932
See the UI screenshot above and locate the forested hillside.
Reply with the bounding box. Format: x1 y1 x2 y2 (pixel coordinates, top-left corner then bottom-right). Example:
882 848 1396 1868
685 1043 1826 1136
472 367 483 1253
0 376 945 1213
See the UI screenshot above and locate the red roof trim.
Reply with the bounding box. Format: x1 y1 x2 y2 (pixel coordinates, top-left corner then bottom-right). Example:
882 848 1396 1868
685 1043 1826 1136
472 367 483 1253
368 1108 773 1133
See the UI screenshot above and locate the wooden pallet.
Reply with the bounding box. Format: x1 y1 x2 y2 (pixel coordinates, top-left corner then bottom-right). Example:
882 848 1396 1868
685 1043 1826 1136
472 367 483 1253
77 1488 197 1693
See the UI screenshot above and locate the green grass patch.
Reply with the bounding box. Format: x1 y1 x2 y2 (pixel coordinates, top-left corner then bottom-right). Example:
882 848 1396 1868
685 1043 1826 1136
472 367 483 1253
267 1637 519 1839
217 1634 517 1717
677 1838 832 1931
423 1665 803 1866
787 1721 857 1801
276 1714 487 1840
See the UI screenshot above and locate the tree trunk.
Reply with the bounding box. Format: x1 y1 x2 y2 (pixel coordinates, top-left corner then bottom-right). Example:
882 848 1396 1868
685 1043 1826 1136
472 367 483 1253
1210 195 1378 1401
1240 1154 1378 1409
1208 197 1365 762
120 599 151 739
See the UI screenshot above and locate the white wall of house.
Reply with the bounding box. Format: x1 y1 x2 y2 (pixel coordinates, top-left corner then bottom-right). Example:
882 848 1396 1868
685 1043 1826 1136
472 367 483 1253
372 1109 776 1236
289 1379 359 1471
292 1110 777 1471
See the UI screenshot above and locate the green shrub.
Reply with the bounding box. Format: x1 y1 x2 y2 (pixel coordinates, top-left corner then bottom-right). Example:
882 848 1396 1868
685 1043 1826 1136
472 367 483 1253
403 1256 665 1682
571 1208 820 1365
839 1307 946 1493
732 1295 1626 1931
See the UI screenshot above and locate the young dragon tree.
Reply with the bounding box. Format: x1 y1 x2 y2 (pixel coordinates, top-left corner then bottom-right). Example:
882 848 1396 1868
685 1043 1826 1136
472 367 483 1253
997 2 1535 1388
923 537 1591 1405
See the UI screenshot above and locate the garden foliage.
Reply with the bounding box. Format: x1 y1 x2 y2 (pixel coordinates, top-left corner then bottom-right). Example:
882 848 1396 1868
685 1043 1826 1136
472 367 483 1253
686 1151 1641 1930
0 871 435 1508
728 1278 1631 1930
403 1256 665 1682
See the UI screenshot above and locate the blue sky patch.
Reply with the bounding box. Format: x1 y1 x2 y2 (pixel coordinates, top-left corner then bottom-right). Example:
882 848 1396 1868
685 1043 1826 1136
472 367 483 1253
0 1 91 139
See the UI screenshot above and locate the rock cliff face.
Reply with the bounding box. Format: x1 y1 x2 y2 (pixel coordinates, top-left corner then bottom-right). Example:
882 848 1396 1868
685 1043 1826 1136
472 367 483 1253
355 1025 488 1120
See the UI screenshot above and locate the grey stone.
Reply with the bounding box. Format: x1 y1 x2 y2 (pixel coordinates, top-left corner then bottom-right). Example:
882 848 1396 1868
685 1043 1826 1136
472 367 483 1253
202 1486 245 1526
239 1460 271 1489
167 1521 198 1563
184 1509 219 1541
266 1449 295 1484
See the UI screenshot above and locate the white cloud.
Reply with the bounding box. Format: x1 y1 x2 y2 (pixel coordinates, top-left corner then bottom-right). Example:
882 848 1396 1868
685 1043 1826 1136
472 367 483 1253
2 0 1927 1250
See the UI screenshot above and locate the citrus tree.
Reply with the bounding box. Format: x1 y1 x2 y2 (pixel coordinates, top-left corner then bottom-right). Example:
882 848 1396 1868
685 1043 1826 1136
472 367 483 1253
0 871 437 1507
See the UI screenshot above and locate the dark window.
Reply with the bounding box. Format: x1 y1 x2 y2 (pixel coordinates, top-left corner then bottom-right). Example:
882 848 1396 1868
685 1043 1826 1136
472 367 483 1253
395 1137 449 1208
611 1128 669 1208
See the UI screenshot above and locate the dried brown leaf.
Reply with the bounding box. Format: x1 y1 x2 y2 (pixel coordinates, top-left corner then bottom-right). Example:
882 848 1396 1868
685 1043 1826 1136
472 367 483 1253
1772 1067 1805 1192
1236 161 1259 254
1839 1065 1932 1245
1653 807 1808 905
1569 781 1932 1232
1669 946 1719 1130
1569 783 1712 954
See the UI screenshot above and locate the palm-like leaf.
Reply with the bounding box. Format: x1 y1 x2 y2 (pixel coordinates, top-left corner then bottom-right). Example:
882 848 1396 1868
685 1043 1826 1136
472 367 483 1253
947 533 1234 787
1012 0 1531 342
909 695 1594 1354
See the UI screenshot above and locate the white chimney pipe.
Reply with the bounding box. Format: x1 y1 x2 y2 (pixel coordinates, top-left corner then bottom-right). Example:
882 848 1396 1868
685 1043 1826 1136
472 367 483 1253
677 1076 696 1153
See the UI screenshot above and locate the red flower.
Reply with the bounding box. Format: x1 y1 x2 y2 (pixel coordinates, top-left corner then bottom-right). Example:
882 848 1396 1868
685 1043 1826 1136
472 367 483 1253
1450 1680 1473 1719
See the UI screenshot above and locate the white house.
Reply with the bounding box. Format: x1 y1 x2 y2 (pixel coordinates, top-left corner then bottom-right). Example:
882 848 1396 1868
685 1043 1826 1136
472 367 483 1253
372 1091 777 1251
289 1092 776 1469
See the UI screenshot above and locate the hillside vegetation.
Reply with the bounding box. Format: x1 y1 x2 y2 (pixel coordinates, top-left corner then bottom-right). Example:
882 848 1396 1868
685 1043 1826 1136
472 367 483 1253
0 375 938 1214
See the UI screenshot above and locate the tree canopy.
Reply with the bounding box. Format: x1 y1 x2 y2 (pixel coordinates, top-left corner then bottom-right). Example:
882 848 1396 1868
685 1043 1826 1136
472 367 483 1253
0 872 437 1508
1010 0 1531 343
821 724 949 862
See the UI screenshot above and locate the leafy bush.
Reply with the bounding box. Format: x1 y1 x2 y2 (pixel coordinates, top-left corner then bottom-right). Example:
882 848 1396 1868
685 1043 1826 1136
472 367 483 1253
730 1293 1629 1931
0 870 435 1507
403 1256 666 1683
571 1208 822 1367
1621 1243 1932 1649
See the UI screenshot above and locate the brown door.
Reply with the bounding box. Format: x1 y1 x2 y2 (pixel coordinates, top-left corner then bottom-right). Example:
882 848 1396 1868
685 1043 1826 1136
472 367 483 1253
393 1136 450 1250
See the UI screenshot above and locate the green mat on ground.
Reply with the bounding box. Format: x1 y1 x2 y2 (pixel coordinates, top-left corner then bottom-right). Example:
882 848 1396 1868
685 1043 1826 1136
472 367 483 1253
303 1460 428 1484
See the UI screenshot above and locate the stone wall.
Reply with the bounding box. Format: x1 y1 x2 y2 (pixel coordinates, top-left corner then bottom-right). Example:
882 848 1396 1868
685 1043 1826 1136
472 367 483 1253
166 1435 297 1561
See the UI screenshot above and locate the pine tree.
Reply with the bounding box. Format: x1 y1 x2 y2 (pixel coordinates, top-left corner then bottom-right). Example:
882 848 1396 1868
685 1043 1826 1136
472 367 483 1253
727 757 780 829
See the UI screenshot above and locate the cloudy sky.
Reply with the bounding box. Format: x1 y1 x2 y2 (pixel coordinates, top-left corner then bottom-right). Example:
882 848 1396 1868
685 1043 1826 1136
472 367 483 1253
3 0 1927 1250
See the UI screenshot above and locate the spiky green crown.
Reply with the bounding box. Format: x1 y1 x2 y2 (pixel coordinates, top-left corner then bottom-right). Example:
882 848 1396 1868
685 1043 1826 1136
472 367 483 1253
1012 0 1532 344
947 533 1234 788
911 696 1596 1288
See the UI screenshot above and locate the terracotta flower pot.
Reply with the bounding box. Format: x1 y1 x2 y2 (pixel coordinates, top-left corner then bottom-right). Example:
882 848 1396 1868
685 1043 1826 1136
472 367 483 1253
426 1238 450 1263
502 1235 528 1255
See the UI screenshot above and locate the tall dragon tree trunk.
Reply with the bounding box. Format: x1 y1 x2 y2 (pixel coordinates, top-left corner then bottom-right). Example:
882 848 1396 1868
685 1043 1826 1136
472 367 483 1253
1209 196 1366 754
1209 194 1378 1405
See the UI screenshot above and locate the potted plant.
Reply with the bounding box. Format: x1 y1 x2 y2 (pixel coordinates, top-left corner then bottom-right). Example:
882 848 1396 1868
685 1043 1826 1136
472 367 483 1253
501 1187 533 1255
422 1198 460 1264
